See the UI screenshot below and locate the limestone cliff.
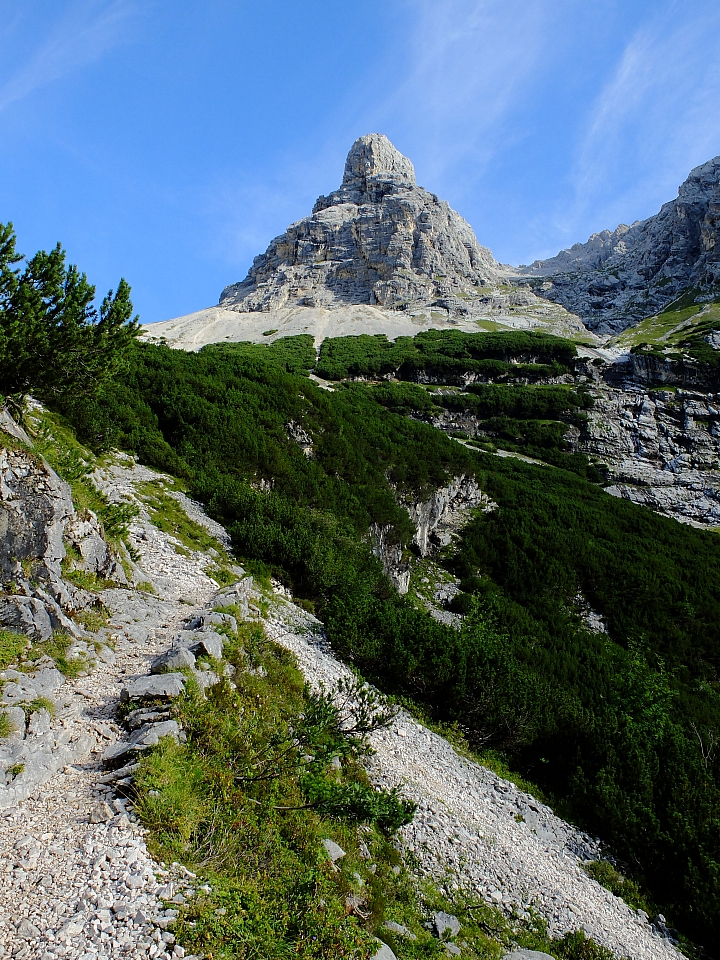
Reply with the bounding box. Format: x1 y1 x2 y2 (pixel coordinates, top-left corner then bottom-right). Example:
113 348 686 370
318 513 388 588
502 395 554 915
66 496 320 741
370 476 494 594
220 134 500 316
574 385 720 527
515 155 720 333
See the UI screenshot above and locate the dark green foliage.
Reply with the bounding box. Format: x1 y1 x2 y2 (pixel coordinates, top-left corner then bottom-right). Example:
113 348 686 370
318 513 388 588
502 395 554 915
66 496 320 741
370 380 598 478
0 222 139 408
316 330 577 380
461 383 593 417
56 334 720 945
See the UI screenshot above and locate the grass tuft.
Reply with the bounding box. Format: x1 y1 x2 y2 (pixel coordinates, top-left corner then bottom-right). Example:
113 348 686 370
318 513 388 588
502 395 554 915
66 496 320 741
0 629 30 671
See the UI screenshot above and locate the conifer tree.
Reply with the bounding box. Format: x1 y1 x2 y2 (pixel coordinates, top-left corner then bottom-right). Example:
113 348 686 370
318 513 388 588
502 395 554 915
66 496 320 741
0 221 139 409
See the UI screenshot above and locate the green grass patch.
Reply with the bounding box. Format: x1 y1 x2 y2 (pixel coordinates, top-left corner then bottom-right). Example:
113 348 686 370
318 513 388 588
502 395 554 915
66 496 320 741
0 711 13 738
133 618 614 960
134 621 413 959
582 861 654 915
0 629 30 670
24 696 55 717
75 603 111 633
23 632 86 679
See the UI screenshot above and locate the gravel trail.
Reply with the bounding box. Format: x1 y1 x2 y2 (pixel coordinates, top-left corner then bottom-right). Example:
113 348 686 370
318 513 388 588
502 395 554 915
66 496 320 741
0 460 221 960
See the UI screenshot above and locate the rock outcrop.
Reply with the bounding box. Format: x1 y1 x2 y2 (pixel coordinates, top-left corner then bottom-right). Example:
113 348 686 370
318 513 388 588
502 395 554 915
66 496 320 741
516 155 720 333
0 415 122 642
404 475 493 556
574 385 720 527
370 476 494 594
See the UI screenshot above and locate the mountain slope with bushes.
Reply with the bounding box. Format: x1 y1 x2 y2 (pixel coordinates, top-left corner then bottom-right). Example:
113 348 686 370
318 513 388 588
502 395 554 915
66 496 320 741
42 329 720 951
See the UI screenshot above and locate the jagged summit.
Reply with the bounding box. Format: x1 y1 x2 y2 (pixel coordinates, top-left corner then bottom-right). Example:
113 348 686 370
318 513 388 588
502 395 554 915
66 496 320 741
146 135 592 350
341 132 417 190
516 154 720 333
219 133 500 315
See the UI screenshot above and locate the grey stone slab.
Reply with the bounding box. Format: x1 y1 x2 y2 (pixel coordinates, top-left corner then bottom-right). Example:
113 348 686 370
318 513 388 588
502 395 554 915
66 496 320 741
150 647 195 674
502 952 556 960
121 673 185 702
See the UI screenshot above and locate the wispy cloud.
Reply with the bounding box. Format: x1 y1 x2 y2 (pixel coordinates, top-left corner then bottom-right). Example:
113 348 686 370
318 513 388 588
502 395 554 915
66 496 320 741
370 0 557 185
574 2 720 228
0 0 135 114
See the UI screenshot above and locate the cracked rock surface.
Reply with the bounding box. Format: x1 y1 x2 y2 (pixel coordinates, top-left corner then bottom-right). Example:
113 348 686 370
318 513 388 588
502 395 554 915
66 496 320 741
575 385 720 527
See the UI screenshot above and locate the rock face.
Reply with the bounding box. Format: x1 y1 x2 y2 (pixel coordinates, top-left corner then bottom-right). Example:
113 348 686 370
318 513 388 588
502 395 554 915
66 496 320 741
220 134 500 317
404 475 493 556
0 444 74 586
369 522 410 594
574 385 720 527
370 476 494 594
516 155 720 333
0 412 122 642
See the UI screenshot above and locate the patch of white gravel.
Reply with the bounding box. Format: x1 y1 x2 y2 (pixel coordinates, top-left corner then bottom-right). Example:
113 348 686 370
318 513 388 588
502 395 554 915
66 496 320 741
263 600 681 960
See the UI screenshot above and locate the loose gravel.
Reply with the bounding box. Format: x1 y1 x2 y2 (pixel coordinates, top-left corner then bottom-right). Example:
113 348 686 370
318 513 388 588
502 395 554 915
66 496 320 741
264 602 681 960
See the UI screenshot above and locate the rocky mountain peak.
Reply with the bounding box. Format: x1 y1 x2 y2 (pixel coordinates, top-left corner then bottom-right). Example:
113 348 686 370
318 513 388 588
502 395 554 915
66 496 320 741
219 133 501 315
342 133 416 190
517 153 720 333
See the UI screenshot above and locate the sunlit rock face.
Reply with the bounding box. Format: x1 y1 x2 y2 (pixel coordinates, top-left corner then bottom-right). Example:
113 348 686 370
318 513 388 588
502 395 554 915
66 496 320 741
220 133 500 316
516 155 720 334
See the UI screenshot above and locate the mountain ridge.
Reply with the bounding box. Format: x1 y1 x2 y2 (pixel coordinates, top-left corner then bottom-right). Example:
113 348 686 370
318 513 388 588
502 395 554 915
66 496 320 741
515 155 720 333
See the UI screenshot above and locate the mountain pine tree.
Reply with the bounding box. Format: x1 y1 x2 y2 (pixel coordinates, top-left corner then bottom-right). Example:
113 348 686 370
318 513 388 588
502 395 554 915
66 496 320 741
0 221 139 410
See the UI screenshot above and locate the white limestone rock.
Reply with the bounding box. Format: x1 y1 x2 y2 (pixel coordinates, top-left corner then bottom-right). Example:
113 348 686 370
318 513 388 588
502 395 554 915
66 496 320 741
516 154 720 333
220 134 501 317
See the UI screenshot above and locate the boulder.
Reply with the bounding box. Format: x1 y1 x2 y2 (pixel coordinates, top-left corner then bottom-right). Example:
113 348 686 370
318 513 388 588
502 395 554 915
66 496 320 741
65 514 116 578
121 673 186 702
0 445 73 584
322 838 346 863
175 628 223 660
432 912 461 940
383 921 416 940
0 596 53 641
0 731 94 810
27 709 52 737
190 610 238 633
150 647 196 674
371 942 397 960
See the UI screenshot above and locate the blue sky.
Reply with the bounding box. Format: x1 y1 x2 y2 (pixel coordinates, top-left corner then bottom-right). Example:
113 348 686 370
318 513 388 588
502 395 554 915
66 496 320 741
2 0 720 324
